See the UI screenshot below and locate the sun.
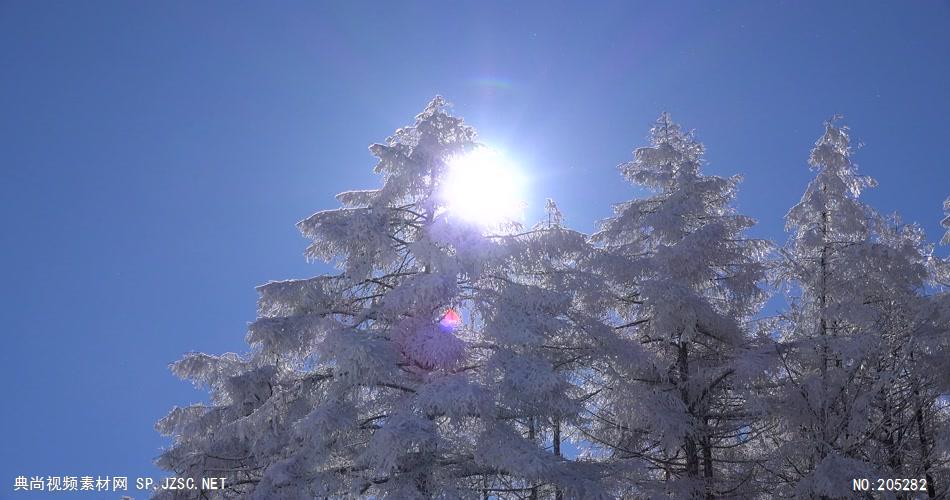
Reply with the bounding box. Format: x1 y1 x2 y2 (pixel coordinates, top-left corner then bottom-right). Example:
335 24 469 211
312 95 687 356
440 147 526 226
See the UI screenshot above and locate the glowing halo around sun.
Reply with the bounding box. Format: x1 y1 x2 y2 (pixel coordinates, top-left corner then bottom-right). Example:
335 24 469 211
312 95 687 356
440 147 526 226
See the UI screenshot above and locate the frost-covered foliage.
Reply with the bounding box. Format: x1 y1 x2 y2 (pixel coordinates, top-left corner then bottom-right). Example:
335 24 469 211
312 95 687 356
759 118 950 498
156 97 613 499
934 196 950 287
942 196 950 246
586 114 771 498
157 104 950 499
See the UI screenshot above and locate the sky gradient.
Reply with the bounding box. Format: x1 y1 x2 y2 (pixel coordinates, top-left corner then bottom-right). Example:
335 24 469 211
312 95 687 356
2 1 949 496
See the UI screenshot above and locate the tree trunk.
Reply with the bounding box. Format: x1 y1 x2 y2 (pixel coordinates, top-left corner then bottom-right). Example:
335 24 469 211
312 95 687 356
702 417 713 499
554 419 563 500
529 417 538 500
679 343 700 483
913 385 936 498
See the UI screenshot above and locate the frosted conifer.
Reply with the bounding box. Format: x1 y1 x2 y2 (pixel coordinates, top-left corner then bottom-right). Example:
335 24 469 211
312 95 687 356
588 113 770 498
763 118 950 498
155 98 611 499
942 196 950 246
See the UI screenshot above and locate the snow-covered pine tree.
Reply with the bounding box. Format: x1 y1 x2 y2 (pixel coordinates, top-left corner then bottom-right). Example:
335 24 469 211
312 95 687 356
155 97 611 499
850 217 949 498
759 117 950 498
942 196 950 246
934 196 950 287
587 113 770 499
937 195 950 290
902 196 950 498
468 198 629 499
765 117 879 498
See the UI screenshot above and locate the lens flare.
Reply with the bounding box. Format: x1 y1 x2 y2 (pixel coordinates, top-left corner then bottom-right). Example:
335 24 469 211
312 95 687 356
439 308 462 332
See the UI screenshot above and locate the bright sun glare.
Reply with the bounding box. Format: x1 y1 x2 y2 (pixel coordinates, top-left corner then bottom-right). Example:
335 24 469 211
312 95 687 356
441 147 526 226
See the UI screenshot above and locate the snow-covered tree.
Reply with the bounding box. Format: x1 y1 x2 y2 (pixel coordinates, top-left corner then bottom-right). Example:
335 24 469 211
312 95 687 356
587 113 770 498
854 219 948 498
761 118 950 498
764 118 882 498
934 197 950 288
471 198 631 499
155 97 610 499
942 196 950 246
154 99 949 499
908 196 950 498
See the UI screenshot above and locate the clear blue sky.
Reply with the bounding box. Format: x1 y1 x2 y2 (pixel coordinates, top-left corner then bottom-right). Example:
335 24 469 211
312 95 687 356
2 1 949 496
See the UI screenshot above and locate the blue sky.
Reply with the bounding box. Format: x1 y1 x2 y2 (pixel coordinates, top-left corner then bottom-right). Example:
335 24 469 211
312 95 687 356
2 1 949 496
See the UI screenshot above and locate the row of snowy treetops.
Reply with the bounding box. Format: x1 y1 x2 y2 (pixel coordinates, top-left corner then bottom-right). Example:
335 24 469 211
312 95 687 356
154 97 950 500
